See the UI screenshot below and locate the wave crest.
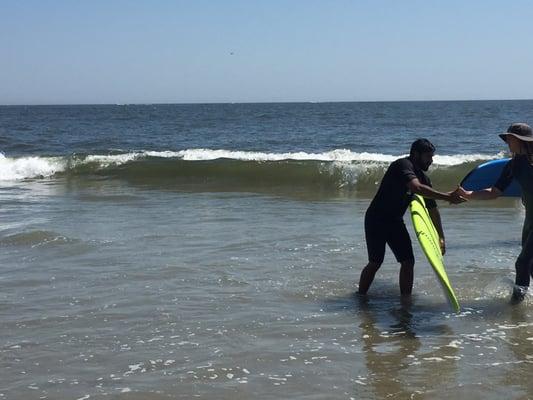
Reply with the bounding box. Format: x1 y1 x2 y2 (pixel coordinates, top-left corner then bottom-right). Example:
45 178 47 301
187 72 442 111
0 149 504 195
0 153 65 180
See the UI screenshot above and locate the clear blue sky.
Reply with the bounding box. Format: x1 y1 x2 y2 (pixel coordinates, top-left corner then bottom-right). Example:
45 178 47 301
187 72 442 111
2 0 533 104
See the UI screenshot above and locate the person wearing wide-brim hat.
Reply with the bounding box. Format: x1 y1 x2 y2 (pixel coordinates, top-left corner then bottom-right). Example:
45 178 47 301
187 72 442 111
457 123 533 303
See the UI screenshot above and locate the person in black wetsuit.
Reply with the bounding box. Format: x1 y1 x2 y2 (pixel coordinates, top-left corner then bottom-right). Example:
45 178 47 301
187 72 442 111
456 123 533 303
358 139 465 297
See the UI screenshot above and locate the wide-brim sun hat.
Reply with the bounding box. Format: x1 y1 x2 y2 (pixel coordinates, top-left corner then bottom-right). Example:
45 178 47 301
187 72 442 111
499 123 533 142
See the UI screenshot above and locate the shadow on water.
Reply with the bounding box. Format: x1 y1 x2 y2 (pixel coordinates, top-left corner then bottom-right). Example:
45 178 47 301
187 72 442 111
321 289 454 337
321 286 533 398
321 290 460 399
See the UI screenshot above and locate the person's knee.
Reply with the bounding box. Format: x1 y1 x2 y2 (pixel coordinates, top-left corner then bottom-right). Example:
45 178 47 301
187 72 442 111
400 259 415 269
366 261 382 272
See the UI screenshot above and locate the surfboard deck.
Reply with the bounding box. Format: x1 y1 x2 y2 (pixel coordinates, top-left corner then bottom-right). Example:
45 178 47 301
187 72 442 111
410 194 460 312
461 158 521 197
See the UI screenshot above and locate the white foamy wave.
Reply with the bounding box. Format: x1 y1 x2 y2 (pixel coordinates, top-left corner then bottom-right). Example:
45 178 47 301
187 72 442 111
0 154 66 181
432 152 505 166
0 149 505 181
175 148 400 162
173 148 502 165
144 150 183 158
84 153 142 167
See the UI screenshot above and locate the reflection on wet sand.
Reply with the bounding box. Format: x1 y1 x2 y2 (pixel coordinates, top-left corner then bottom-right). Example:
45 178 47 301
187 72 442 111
354 294 459 399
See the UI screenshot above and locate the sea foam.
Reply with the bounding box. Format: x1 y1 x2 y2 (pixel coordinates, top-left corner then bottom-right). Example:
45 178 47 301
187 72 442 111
0 149 503 181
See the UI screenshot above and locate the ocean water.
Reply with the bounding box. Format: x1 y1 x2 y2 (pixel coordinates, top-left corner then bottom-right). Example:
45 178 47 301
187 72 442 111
1 101 533 399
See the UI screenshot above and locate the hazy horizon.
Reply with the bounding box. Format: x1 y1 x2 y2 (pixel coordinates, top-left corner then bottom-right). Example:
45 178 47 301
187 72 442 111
3 98 533 107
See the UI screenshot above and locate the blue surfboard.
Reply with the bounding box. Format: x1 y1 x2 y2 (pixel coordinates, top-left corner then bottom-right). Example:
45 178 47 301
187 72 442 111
461 158 521 197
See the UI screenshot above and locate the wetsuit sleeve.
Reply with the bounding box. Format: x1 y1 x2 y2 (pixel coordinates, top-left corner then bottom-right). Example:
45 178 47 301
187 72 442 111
397 158 417 184
423 176 438 210
494 159 514 192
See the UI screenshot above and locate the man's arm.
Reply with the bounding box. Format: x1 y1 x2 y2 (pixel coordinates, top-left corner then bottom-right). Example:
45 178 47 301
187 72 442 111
407 178 465 204
428 207 446 255
455 186 502 200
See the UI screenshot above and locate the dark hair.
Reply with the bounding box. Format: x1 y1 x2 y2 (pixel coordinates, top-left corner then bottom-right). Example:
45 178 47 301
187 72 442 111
410 139 435 156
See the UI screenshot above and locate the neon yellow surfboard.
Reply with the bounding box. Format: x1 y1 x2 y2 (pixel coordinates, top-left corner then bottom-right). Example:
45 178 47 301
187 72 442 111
410 194 460 312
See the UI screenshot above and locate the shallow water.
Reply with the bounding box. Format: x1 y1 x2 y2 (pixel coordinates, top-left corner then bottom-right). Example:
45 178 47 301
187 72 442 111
1 176 531 399
2 101 533 399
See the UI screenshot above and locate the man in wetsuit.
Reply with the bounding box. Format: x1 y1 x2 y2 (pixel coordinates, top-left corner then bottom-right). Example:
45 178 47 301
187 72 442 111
357 139 465 296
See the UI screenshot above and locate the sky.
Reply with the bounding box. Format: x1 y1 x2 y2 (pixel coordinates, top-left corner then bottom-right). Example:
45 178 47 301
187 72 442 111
1 0 533 105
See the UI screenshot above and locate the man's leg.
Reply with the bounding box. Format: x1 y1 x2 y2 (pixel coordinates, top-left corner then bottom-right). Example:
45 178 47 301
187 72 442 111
399 260 415 296
387 221 415 296
358 261 382 295
359 213 386 295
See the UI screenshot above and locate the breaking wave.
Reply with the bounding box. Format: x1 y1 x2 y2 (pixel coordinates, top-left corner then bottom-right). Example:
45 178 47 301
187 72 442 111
0 149 505 193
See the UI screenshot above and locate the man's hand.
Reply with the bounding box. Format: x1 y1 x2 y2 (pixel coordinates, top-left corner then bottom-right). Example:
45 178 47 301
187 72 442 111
448 188 467 204
454 186 473 199
439 237 446 255
452 185 502 201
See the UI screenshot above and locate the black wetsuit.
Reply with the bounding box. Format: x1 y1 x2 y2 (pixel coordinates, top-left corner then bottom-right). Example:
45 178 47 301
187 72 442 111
365 157 437 264
494 155 533 287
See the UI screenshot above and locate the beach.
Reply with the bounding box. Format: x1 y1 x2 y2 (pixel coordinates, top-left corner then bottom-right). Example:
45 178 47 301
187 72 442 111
1 101 533 399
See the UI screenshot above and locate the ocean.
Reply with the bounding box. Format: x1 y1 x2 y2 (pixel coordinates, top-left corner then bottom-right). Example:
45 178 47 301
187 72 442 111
1 101 532 399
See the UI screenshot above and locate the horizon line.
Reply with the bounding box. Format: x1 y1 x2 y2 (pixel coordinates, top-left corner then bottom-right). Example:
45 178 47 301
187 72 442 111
1 97 533 107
